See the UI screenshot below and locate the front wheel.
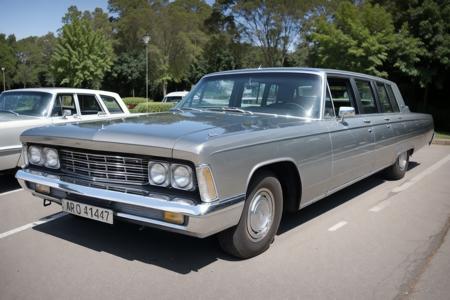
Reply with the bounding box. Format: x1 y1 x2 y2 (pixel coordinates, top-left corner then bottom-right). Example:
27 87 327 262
384 151 409 180
218 171 283 259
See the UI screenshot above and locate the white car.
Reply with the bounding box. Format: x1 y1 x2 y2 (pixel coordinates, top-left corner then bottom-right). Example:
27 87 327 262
162 91 189 103
0 88 130 172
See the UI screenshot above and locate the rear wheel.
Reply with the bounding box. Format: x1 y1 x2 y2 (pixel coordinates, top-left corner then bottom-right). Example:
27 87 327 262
384 151 409 180
218 171 283 259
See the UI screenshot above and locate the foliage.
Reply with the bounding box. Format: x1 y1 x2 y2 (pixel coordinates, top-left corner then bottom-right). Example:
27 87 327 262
123 97 149 108
51 7 114 89
133 102 174 113
220 0 314 67
307 2 422 78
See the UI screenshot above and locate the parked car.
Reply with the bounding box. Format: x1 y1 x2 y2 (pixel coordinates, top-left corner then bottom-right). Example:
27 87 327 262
0 88 129 172
162 91 188 103
16 68 433 258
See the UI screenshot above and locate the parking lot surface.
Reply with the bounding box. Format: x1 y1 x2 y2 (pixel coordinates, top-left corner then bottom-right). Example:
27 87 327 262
1 145 449 300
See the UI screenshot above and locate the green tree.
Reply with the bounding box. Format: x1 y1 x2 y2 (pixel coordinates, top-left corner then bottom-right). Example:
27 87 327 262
374 0 450 109
51 7 114 88
221 0 315 67
0 34 17 89
307 1 422 78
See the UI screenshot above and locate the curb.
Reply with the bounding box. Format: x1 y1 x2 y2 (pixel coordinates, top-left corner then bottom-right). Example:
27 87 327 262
432 139 450 145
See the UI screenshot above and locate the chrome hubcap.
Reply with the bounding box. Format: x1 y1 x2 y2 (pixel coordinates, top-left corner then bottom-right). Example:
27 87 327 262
247 188 275 241
399 152 408 171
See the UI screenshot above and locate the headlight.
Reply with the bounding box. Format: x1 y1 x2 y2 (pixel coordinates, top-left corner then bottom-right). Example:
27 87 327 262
43 147 60 169
171 164 193 190
148 162 170 186
28 146 44 166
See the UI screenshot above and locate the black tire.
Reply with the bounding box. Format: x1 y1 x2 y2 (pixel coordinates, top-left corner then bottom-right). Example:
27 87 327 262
384 151 409 180
218 171 283 259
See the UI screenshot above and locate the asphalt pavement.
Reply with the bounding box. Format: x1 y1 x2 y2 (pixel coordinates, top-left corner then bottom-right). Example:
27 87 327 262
0 145 449 300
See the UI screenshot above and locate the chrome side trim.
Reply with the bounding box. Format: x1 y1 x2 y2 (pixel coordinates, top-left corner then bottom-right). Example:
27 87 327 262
0 145 22 155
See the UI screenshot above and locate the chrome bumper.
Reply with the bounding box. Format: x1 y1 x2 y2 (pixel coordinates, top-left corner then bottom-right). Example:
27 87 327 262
16 169 245 238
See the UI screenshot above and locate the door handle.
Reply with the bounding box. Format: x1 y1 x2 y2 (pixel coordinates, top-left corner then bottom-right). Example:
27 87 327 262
384 118 390 121
363 120 371 124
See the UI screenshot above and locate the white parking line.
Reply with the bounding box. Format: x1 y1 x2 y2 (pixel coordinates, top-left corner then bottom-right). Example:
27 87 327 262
328 221 348 232
369 200 391 212
0 212 67 240
368 154 450 213
0 188 23 197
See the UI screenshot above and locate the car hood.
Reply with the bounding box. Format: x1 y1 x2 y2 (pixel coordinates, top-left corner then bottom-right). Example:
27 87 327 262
21 111 312 158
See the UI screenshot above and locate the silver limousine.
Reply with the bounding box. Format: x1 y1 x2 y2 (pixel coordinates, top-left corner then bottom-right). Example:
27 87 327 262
16 68 434 258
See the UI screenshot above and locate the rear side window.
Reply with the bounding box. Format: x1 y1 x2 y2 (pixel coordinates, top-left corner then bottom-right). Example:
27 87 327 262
78 94 102 115
100 95 123 113
376 83 394 113
355 80 378 114
328 78 356 115
385 85 400 112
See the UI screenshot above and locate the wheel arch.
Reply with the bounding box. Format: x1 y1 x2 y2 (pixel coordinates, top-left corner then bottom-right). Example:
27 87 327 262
246 158 302 213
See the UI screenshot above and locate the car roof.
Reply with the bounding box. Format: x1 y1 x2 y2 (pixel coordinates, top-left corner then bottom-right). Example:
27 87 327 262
204 67 395 85
1 88 121 98
165 91 189 97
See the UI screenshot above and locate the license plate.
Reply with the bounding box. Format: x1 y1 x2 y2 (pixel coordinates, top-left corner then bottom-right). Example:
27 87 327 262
62 199 113 224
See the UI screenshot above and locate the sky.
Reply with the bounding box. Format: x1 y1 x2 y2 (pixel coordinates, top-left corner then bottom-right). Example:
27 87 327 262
0 0 109 40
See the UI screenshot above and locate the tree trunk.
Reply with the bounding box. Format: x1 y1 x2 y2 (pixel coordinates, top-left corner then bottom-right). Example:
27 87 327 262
163 81 167 97
423 85 429 113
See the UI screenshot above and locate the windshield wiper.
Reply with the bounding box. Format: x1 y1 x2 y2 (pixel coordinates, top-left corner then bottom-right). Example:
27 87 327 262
170 107 204 112
0 110 19 116
206 107 253 115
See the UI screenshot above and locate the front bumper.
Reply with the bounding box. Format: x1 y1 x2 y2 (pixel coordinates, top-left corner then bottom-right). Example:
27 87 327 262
16 169 245 238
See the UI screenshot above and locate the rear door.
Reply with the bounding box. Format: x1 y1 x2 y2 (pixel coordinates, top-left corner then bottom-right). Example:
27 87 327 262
326 76 376 190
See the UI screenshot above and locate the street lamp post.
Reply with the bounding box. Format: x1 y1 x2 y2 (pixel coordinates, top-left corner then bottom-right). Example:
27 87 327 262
142 35 151 103
1 67 5 91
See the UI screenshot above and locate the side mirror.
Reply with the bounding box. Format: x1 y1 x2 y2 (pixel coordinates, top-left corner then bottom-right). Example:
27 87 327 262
338 106 355 122
62 109 72 118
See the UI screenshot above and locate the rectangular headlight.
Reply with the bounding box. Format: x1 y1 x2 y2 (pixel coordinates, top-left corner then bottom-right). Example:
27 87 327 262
148 161 170 186
171 164 194 190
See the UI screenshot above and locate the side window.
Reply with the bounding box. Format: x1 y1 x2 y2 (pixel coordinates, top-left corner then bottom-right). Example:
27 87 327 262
385 84 400 112
376 83 393 113
266 84 278 105
355 80 378 114
100 95 123 113
327 78 356 115
52 94 76 116
241 81 266 107
324 86 335 118
78 94 103 115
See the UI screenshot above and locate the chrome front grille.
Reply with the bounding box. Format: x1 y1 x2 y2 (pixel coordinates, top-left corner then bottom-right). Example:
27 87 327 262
59 149 149 185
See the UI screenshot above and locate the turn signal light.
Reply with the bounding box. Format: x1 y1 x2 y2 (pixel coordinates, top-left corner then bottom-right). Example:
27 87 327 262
163 211 184 225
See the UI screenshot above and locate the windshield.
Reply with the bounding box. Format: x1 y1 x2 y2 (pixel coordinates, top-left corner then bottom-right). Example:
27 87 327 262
0 91 53 117
178 72 323 118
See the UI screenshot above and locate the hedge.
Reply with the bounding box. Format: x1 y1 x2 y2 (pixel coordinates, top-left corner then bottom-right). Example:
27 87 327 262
133 102 174 113
123 97 151 109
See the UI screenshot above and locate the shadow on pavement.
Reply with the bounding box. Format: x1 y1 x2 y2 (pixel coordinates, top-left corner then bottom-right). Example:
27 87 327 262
33 214 235 274
32 160 420 274
0 170 21 193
